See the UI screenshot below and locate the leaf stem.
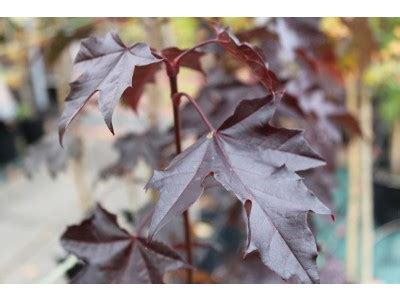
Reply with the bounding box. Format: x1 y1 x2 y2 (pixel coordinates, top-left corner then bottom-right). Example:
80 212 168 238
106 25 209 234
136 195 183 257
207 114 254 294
169 76 182 153
173 39 218 65
172 92 215 133
168 74 194 284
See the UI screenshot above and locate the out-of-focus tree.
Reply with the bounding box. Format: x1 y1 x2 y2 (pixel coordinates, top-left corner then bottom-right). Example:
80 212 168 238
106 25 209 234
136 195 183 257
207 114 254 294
366 18 400 175
323 17 377 283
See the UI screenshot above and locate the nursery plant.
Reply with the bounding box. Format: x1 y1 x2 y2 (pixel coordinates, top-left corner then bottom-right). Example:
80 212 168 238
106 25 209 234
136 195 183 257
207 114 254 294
53 19 360 284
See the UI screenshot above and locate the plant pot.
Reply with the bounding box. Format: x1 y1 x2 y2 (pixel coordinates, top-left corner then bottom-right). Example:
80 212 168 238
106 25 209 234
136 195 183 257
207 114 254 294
374 169 400 226
18 117 44 145
0 122 18 165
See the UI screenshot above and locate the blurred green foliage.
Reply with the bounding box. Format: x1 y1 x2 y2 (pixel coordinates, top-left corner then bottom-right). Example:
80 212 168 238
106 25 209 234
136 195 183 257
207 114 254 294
370 18 400 49
377 79 400 125
170 18 199 48
369 18 400 125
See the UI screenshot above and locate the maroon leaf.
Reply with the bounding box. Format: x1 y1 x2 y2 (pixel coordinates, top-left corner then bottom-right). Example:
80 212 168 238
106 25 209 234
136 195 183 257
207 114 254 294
295 48 343 87
299 123 340 206
300 90 362 141
236 25 282 72
100 128 171 179
275 92 345 206
272 18 361 141
277 93 307 119
213 24 279 93
181 75 266 135
329 112 362 137
236 26 279 45
299 167 336 207
162 47 205 74
59 31 161 143
146 95 331 283
122 63 161 112
280 82 361 142
121 45 206 113
61 204 188 284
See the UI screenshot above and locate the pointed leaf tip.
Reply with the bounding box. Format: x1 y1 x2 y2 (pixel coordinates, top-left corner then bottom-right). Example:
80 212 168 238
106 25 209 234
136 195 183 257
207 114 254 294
61 204 186 283
148 96 328 283
59 31 160 140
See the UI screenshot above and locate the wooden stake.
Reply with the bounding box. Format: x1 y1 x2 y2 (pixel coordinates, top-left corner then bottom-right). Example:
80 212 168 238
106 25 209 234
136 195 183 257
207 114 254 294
71 155 91 213
359 81 374 283
345 73 361 283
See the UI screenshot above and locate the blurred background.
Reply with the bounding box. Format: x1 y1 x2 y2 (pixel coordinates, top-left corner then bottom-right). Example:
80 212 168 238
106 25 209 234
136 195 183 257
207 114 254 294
0 17 399 284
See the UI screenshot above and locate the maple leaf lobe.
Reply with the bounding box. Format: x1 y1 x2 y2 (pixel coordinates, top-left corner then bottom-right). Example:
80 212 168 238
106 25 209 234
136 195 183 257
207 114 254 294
58 31 161 144
212 24 279 93
161 47 205 74
146 95 330 283
61 204 188 283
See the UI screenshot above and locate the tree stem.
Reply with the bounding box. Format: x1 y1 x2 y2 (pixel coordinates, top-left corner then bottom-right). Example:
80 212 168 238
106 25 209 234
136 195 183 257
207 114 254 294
168 74 193 284
173 39 218 65
172 92 215 132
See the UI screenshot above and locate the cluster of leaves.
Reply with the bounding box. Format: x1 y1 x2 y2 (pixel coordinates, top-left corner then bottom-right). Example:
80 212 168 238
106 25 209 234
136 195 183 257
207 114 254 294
36 19 362 284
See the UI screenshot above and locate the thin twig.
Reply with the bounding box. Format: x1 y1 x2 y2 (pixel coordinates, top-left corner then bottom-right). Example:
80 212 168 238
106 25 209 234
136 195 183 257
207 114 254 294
173 39 218 65
168 75 194 284
172 92 216 133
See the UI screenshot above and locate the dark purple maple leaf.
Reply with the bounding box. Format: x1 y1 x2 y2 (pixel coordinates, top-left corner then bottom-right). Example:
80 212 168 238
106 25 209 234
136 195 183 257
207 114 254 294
295 89 361 142
181 75 266 136
213 24 279 93
272 18 361 142
122 46 204 112
146 95 331 283
298 167 336 208
274 91 347 206
236 26 279 46
161 47 205 74
122 63 162 112
61 204 188 284
100 128 172 179
276 93 307 120
295 48 343 89
58 31 161 143
281 62 360 143
235 25 282 73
